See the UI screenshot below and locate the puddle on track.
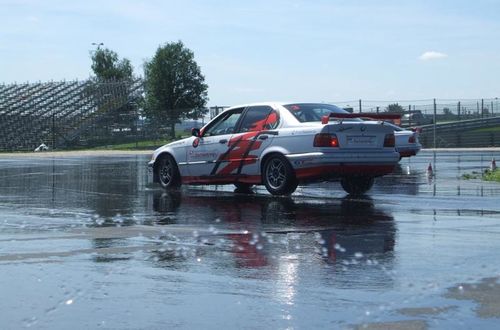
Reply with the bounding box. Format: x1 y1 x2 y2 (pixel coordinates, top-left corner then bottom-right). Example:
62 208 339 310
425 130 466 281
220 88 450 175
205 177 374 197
0 151 500 329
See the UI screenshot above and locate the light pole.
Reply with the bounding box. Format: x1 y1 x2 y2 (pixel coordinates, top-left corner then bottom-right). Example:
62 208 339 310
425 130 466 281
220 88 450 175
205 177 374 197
91 42 104 50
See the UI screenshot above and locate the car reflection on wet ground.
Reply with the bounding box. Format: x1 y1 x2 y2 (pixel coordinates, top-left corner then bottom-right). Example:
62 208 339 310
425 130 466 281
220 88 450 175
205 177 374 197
0 150 500 329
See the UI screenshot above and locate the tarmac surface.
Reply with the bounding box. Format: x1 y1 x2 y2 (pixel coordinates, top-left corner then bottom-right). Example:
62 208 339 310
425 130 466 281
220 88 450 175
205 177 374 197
1 149 500 329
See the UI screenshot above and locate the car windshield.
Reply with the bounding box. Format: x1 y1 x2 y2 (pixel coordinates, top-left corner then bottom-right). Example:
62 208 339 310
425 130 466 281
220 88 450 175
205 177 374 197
283 103 361 122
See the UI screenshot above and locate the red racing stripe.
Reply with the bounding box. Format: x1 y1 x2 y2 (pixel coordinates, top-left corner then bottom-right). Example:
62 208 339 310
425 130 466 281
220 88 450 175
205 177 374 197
295 164 396 179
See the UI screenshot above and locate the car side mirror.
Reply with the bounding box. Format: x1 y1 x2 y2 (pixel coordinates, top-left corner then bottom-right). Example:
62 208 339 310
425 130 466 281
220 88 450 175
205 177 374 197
191 128 201 137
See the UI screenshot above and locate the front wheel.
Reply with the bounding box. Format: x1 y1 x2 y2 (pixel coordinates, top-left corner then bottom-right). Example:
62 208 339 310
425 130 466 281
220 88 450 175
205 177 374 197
156 155 181 189
340 176 374 196
262 154 298 196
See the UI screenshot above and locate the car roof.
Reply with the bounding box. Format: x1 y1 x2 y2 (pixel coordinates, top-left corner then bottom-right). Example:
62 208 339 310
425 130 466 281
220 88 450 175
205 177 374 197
225 102 340 111
225 102 281 110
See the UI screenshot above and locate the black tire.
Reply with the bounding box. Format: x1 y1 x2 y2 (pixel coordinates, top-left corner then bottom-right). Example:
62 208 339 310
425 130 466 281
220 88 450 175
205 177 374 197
262 154 298 196
156 154 181 189
340 176 374 196
234 182 254 193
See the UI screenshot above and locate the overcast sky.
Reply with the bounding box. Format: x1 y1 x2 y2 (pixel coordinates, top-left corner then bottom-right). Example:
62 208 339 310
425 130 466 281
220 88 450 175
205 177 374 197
1 0 499 105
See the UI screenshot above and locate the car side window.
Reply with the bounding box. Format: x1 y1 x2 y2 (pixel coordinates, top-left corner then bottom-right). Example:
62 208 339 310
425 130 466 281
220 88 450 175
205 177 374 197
237 106 279 133
204 108 244 136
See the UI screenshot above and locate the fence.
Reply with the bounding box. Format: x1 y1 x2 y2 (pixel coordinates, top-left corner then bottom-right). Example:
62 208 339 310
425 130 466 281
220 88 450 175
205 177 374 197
1 80 499 151
334 98 499 119
332 99 500 148
0 79 172 151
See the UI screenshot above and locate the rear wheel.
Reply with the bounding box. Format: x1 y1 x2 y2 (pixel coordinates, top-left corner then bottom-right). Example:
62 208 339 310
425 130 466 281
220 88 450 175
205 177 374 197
340 176 374 195
263 154 298 195
156 155 181 189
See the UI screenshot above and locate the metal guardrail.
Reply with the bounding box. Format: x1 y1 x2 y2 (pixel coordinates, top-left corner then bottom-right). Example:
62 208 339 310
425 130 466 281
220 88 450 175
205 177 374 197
419 131 500 148
416 116 500 148
419 116 500 134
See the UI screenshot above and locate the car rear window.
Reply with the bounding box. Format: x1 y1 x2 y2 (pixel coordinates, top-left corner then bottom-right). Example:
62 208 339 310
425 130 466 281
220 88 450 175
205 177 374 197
284 103 352 122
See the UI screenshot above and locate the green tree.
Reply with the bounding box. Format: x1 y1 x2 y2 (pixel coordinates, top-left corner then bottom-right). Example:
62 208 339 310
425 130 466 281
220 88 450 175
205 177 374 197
91 48 133 81
443 107 452 115
144 41 208 139
88 47 138 142
385 103 405 113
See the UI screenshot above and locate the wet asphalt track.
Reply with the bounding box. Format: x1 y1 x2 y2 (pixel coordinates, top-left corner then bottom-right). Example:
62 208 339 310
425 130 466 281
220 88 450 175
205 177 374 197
1 150 500 329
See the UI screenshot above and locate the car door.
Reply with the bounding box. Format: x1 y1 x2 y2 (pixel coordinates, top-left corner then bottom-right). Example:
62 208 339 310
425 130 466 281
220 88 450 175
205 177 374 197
186 108 244 179
213 105 279 179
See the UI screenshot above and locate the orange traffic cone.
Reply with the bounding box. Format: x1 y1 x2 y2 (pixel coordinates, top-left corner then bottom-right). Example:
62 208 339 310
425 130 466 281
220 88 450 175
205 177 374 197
491 159 497 171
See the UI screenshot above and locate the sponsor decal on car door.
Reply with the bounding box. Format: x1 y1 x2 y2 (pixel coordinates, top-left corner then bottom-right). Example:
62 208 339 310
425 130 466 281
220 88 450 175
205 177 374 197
187 134 232 175
186 109 243 179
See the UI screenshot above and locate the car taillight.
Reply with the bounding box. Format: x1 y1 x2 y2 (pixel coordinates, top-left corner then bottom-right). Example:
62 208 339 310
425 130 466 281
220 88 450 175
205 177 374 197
408 134 416 143
383 133 395 147
314 133 339 147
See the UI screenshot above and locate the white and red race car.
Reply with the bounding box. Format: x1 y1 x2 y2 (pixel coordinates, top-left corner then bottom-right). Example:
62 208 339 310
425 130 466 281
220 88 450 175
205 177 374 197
148 102 400 195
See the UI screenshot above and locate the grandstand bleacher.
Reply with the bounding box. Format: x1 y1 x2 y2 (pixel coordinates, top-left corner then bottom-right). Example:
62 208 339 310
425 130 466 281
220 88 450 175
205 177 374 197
0 79 143 151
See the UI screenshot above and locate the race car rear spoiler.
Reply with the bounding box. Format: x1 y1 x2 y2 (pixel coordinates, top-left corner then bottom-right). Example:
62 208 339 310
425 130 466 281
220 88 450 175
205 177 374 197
322 112 402 125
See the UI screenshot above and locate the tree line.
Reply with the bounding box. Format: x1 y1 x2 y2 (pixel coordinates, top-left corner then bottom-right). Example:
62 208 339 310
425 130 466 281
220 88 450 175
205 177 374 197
90 42 429 140
90 41 208 139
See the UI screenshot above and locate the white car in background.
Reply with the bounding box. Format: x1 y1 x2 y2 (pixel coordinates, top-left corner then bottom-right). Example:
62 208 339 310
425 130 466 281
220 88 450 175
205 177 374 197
149 102 400 195
383 122 422 159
